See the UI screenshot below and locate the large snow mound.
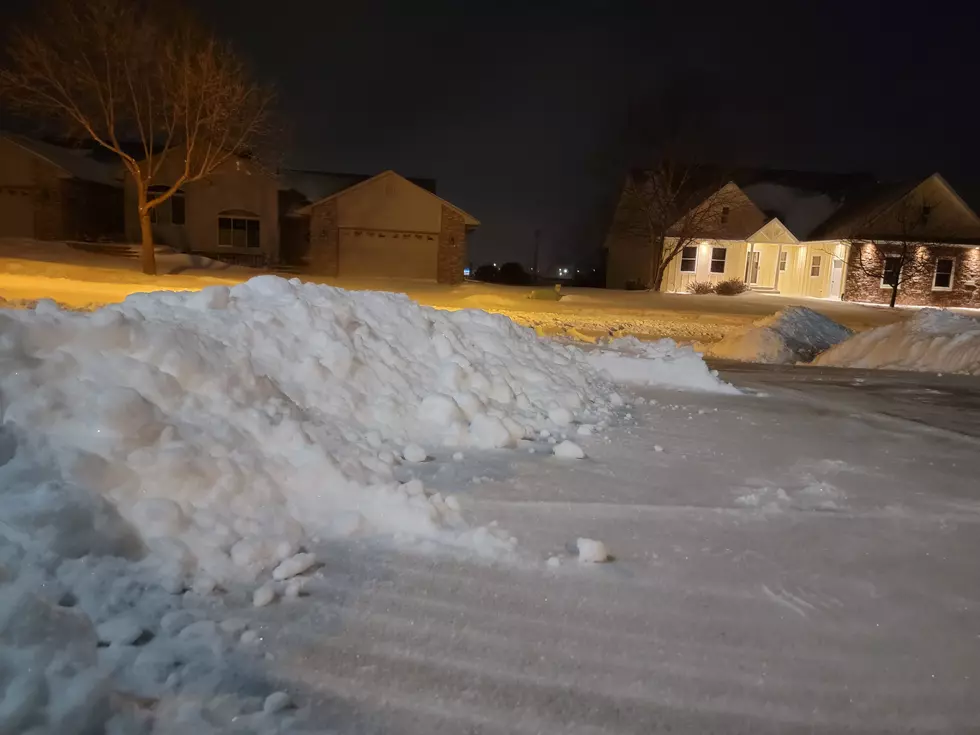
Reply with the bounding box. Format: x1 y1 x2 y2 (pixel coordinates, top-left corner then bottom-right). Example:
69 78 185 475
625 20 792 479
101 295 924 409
586 337 739 393
813 309 980 374
0 276 629 589
700 307 853 364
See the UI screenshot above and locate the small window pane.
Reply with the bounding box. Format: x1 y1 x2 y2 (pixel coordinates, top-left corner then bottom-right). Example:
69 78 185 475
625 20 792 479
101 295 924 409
934 258 954 289
810 255 822 277
232 218 247 248
882 257 901 286
171 194 185 225
680 246 697 273
710 247 726 274
246 219 261 248
778 251 787 271
218 217 233 246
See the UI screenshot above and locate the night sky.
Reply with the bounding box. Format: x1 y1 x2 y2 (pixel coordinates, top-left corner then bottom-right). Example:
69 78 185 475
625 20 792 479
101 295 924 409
3 1 979 271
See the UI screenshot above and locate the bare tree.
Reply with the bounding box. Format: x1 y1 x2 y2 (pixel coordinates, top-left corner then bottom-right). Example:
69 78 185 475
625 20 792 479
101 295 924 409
0 0 274 274
609 160 745 289
845 197 942 308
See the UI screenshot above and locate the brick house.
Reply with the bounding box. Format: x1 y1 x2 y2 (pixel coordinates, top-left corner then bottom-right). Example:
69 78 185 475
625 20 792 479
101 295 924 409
605 168 980 307
293 171 478 284
0 133 123 241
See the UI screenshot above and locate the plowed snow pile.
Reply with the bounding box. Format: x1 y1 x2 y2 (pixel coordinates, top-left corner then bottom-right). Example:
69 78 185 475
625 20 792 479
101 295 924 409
813 308 980 374
586 337 739 393
700 307 852 364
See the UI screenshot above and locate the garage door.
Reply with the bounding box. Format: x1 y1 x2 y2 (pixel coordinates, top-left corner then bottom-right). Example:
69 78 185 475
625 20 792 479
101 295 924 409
0 189 35 238
339 229 438 280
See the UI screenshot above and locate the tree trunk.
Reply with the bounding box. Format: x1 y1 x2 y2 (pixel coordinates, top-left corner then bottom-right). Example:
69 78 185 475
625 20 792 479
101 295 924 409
136 181 156 276
653 262 667 291
889 284 898 308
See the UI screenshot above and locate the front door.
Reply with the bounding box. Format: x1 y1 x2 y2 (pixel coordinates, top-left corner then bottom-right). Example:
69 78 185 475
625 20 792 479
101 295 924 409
748 250 761 285
829 258 844 299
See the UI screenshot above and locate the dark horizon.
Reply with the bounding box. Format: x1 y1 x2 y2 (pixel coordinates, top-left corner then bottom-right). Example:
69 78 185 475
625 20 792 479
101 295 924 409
3 0 979 273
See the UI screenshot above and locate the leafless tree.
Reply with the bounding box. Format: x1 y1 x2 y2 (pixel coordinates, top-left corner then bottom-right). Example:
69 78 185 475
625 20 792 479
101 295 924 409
0 0 274 274
845 197 943 308
609 160 746 290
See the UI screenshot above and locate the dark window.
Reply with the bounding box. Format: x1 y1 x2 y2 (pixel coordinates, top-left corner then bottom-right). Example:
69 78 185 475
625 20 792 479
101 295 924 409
710 247 727 274
218 214 261 248
680 246 697 273
721 206 730 225
146 185 185 226
778 251 788 272
921 204 933 223
882 256 902 287
810 255 822 277
171 192 185 225
934 258 954 289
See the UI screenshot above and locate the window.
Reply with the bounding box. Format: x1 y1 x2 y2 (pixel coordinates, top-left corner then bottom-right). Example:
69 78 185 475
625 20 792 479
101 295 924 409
218 212 261 248
881 256 902 288
921 204 933 224
710 247 727 274
933 257 955 290
810 255 822 277
720 206 730 225
778 251 788 272
680 246 697 273
147 185 185 225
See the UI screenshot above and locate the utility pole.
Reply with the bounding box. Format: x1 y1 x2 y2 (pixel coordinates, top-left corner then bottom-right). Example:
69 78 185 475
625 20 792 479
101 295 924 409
533 229 541 284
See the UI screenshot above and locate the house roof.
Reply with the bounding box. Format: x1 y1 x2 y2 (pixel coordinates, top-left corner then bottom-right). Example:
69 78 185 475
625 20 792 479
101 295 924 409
295 170 479 226
279 169 437 212
1 132 122 187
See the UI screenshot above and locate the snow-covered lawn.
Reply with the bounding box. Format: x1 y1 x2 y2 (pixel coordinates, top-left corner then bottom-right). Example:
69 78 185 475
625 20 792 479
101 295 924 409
0 238 910 343
2 272 979 732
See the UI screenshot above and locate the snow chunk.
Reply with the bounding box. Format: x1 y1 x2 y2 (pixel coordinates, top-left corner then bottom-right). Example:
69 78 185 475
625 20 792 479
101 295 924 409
96 615 144 646
553 440 585 459
588 337 738 393
263 691 292 714
577 538 610 563
701 307 852 364
814 309 980 374
252 584 276 608
272 552 317 581
402 443 427 463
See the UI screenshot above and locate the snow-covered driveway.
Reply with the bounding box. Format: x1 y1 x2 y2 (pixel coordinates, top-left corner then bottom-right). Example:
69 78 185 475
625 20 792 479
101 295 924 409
248 367 980 734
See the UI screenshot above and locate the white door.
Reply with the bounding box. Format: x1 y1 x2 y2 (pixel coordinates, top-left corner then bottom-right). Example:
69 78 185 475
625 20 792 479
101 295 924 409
829 258 844 299
748 251 761 285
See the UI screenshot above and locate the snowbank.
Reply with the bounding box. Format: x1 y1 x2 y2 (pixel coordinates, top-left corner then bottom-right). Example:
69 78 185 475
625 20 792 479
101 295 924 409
0 278 640 584
813 309 980 374
586 337 739 393
700 307 852 364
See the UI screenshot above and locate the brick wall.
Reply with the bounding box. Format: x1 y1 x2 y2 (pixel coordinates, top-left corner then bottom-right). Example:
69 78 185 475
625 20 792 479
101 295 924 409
437 204 466 285
308 199 339 276
843 243 980 307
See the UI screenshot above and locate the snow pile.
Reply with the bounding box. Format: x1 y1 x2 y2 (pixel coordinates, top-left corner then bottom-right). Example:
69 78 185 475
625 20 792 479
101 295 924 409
813 309 980 374
586 337 739 393
0 276 630 592
701 307 852 364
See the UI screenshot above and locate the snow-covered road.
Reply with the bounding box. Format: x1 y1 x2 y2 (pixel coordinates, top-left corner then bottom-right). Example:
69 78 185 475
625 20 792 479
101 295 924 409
230 368 980 734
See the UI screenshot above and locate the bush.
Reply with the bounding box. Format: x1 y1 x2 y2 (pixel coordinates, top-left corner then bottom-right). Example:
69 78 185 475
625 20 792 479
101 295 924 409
624 279 648 291
687 281 715 295
497 261 532 285
473 264 499 283
715 278 748 296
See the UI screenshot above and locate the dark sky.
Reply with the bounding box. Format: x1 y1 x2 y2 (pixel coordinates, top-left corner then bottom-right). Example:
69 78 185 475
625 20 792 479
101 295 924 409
3 1 980 270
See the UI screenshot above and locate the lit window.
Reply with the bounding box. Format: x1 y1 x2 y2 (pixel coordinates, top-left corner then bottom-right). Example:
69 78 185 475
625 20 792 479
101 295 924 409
218 212 261 248
778 251 787 272
710 247 726 274
881 256 902 287
721 207 730 225
680 246 697 273
933 257 955 290
810 255 822 277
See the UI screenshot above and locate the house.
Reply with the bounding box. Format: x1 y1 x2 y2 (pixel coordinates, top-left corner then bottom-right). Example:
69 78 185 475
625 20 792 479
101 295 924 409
0 132 123 241
604 168 980 307
123 149 280 267
294 170 479 284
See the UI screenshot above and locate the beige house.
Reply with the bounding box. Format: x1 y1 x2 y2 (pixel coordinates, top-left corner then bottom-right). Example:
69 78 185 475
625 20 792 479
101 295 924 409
606 169 980 306
295 170 479 284
0 133 122 241
123 150 280 267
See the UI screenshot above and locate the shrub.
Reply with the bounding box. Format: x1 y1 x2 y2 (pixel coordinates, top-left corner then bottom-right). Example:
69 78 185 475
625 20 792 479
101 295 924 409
715 278 748 296
687 281 715 295
473 264 499 283
498 262 532 285
624 279 648 291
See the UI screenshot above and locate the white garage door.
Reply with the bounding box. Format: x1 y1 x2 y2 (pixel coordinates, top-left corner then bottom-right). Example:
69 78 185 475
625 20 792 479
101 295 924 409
0 189 35 238
339 229 438 280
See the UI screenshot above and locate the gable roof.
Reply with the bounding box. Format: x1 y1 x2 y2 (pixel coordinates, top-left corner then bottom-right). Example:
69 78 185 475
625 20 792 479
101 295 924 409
296 170 479 226
808 173 980 241
1 132 121 187
280 169 437 211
